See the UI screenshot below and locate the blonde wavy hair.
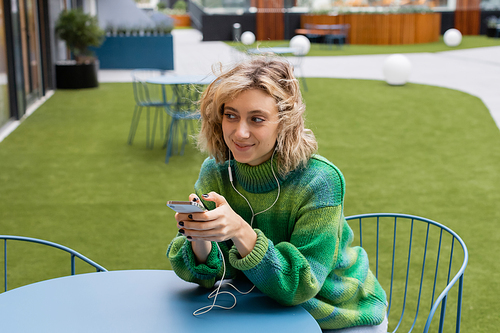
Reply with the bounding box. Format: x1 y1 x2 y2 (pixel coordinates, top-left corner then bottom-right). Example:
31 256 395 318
197 56 317 175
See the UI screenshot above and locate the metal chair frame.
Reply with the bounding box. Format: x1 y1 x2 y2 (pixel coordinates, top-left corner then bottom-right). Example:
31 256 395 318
304 23 329 43
1 235 107 292
345 213 468 333
162 83 201 163
324 24 350 49
128 69 169 149
288 54 308 92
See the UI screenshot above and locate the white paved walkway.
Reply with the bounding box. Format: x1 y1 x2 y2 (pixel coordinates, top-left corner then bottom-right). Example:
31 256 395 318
99 29 500 130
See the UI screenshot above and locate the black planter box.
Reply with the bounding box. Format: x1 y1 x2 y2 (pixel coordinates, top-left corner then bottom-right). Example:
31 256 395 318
486 27 498 37
55 61 99 89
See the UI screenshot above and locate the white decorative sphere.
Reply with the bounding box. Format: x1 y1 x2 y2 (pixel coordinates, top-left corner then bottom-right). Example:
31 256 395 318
241 31 255 45
290 35 311 56
443 28 462 47
382 54 412 86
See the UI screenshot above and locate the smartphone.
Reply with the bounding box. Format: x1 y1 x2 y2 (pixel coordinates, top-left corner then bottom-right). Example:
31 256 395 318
166 201 206 213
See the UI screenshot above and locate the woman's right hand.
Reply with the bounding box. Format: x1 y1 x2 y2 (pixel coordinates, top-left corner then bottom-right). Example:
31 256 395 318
175 192 257 259
174 194 212 264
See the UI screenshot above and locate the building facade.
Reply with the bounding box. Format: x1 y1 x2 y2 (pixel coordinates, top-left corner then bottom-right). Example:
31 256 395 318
0 0 98 134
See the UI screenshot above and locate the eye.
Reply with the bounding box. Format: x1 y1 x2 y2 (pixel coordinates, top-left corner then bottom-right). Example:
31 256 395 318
224 113 237 120
252 117 265 123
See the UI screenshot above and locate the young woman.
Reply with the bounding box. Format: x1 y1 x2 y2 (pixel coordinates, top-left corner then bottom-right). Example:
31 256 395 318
167 56 387 332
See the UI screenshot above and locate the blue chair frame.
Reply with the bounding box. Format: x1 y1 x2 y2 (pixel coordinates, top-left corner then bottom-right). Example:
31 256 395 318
345 213 468 333
163 83 201 163
304 23 329 44
128 69 169 149
324 24 350 49
1 235 107 292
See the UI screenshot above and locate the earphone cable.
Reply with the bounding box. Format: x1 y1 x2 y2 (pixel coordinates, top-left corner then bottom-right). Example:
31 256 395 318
193 149 280 316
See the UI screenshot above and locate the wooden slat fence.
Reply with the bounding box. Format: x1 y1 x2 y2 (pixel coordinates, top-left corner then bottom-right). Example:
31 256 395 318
455 0 481 35
256 0 285 40
300 13 441 45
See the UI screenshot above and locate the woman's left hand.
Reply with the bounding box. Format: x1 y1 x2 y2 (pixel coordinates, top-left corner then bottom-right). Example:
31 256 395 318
178 192 257 257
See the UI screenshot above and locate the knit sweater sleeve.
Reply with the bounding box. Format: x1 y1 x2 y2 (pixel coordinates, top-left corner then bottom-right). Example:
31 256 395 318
166 234 223 288
166 158 233 288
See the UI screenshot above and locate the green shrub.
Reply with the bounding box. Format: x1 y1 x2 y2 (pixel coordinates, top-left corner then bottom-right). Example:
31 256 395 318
55 9 105 64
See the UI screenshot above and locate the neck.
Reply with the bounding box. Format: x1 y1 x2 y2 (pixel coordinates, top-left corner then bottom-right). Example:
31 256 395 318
228 156 281 193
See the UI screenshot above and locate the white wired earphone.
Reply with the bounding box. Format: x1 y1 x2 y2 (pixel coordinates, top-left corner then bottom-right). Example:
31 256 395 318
193 147 281 316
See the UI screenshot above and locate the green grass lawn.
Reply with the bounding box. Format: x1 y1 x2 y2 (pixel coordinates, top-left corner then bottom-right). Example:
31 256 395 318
0 80 499 332
227 35 500 56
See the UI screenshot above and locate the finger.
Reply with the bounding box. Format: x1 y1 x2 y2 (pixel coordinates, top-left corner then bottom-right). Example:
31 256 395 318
176 212 213 224
183 229 225 241
188 193 200 202
180 220 218 231
174 212 183 222
201 192 227 207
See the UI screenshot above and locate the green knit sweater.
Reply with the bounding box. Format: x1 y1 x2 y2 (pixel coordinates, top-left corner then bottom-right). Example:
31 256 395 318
167 155 387 329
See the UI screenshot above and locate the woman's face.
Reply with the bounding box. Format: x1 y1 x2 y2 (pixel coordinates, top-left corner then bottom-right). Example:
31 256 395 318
222 89 279 166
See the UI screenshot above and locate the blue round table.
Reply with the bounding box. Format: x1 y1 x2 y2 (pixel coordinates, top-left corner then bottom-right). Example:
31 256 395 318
0 270 321 333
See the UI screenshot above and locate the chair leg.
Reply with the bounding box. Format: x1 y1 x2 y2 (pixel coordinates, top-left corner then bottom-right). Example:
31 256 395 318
297 62 308 92
300 75 308 92
165 119 177 163
127 105 143 145
159 108 164 145
150 107 160 149
180 120 189 156
172 119 179 155
146 107 151 149
163 113 171 149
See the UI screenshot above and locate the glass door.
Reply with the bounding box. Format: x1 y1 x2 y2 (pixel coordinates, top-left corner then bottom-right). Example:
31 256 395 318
0 0 10 128
18 0 42 107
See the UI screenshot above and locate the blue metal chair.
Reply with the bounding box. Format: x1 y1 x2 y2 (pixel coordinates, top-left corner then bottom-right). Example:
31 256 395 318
128 69 169 149
345 213 468 333
1 235 107 292
304 23 328 44
162 83 201 163
324 24 350 49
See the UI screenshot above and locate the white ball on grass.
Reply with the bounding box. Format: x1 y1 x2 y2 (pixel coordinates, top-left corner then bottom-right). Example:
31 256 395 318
382 54 412 86
444 29 462 47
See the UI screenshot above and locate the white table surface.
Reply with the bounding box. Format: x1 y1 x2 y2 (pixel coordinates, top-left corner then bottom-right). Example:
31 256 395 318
0 270 321 333
146 75 215 85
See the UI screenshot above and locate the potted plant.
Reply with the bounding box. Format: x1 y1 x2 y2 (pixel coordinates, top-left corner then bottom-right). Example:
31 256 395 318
485 16 498 38
55 9 105 89
161 0 190 27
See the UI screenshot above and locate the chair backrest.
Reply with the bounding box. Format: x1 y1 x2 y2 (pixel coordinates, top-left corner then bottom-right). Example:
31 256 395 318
1 235 107 292
329 24 349 35
131 69 166 105
166 83 203 116
345 213 468 333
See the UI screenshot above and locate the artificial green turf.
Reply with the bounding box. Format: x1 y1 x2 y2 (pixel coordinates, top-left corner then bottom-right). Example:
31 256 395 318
0 81 499 332
227 35 500 56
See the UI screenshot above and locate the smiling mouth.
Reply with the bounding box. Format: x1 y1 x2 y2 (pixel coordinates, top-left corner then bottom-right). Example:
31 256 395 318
233 141 254 149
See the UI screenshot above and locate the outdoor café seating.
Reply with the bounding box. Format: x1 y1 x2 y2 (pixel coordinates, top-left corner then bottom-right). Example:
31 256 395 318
128 69 169 149
345 213 468 333
1 235 107 292
296 24 350 49
0 213 467 333
144 74 214 163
